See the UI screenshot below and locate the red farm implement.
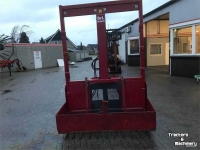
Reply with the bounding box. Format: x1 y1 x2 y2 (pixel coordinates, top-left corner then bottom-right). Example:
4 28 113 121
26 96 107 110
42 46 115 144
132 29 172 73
56 0 156 133
0 37 27 76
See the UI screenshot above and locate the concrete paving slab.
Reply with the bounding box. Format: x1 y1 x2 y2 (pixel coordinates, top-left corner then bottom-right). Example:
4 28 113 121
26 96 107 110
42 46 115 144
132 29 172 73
0 59 199 150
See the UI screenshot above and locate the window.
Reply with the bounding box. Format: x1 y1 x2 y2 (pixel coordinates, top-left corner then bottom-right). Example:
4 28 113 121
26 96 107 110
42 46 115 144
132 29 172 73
173 27 192 54
170 19 200 55
196 25 200 53
128 37 139 55
130 40 139 54
150 44 161 55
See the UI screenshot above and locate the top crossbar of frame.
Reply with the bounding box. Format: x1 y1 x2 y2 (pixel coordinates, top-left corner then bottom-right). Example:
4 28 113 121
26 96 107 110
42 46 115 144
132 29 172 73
59 0 141 17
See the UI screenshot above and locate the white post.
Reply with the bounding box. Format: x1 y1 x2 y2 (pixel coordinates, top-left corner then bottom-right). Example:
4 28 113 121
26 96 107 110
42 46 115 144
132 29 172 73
170 29 174 56
169 29 174 76
128 40 130 55
192 25 196 55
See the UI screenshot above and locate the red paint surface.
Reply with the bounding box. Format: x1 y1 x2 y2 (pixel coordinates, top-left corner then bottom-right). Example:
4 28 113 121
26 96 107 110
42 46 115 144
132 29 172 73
56 100 156 133
96 13 109 79
61 0 139 17
0 59 19 67
57 0 156 133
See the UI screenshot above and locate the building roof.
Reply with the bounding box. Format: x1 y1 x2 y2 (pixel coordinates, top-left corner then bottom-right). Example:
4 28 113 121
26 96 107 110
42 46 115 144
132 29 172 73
87 44 98 48
77 45 87 50
45 29 78 49
68 49 87 53
119 0 179 30
87 44 98 51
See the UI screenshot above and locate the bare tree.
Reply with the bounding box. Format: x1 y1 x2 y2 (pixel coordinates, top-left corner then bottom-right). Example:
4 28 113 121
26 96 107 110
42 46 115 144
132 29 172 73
10 25 19 43
10 25 33 43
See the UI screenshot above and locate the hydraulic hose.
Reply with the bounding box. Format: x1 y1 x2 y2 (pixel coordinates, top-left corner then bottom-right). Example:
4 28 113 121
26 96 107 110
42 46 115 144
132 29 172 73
91 57 99 77
91 57 99 97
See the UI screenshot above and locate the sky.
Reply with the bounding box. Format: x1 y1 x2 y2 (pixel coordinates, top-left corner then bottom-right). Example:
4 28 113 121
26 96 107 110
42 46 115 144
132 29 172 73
0 0 170 46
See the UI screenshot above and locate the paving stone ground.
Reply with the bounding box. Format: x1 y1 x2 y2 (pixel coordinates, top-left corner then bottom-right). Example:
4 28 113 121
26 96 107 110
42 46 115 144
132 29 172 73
0 58 199 150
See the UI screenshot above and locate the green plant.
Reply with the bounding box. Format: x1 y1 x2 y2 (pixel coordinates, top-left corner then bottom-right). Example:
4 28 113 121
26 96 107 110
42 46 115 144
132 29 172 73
19 32 30 43
39 37 45 43
0 34 11 50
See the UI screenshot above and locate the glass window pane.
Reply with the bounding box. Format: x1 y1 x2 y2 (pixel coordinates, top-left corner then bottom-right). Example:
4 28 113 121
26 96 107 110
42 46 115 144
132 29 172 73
173 27 192 54
130 40 139 54
150 44 161 55
196 25 200 54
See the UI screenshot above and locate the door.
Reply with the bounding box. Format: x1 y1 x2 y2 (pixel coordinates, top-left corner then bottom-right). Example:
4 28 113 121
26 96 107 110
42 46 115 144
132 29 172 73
165 43 169 65
33 51 42 69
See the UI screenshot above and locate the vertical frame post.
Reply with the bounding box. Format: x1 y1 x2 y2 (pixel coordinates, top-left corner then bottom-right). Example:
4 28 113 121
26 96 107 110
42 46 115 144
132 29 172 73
59 6 71 112
96 13 109 79
138 1 146 110
138 1 145 81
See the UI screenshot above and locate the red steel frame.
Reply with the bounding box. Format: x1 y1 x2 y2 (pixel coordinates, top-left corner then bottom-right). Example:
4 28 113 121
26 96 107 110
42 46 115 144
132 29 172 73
56 0 156 133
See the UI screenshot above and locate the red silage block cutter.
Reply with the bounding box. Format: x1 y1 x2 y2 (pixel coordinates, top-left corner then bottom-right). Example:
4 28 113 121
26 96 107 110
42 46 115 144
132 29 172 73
56 0 156 133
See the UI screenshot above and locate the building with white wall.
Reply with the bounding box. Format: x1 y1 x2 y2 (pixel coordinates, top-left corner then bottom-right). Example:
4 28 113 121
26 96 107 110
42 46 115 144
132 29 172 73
118 0 200 77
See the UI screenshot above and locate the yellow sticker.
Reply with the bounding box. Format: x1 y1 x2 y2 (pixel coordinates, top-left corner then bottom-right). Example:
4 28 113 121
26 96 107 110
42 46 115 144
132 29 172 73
99 9 102 13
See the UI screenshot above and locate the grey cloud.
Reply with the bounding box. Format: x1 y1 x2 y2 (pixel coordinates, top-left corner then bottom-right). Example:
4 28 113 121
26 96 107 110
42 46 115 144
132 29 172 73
20 0 112 10
1 0 170 45
0 0 110 23
0 7 57 23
